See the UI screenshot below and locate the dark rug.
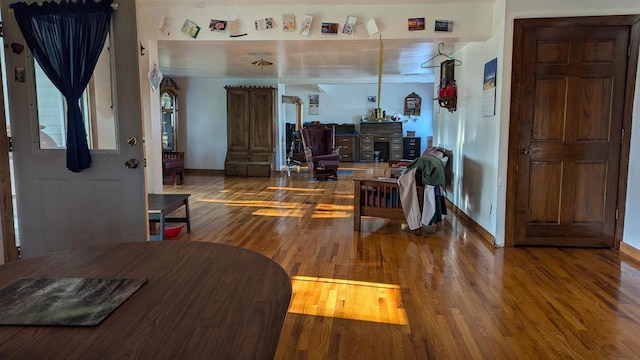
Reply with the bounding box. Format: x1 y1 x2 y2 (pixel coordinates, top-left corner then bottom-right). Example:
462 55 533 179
0 277 147 326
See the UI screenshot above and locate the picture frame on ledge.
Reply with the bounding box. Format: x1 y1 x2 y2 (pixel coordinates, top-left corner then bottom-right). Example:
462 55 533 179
181 19 201 38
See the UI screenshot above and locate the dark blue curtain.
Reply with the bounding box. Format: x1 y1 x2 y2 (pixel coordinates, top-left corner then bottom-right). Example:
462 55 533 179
10 0 113 172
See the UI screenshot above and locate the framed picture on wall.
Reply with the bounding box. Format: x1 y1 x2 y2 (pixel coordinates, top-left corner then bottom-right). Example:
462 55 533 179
482 58 497 116
309 94 319 115
404 92 421 116
408 18 425 31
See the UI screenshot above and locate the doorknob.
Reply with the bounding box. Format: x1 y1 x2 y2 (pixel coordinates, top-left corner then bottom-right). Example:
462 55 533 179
521 148 531 155
125 159 139 169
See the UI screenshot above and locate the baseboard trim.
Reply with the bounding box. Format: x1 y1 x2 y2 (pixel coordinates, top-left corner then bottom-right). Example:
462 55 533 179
185 169 224 176
445 198 496 247
620 242 640 264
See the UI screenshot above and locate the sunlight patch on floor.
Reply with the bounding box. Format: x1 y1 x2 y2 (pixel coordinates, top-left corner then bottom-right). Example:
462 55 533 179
199 199 299 209
288 276 408 325
310 211 351 219
252 209 305 217
266 186 325 192
315 204 352 211
200 198 353 218
311 203 352 218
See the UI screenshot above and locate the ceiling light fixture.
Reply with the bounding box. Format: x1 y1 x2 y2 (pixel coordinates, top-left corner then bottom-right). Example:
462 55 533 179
251 56 274 69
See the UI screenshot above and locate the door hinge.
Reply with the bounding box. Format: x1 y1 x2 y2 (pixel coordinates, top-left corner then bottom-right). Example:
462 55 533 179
622 128 624 141
616 208 619 220
629 45 632 57
0 22 3 38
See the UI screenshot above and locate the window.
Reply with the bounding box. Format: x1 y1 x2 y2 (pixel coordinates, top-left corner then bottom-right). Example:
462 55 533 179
34 35 116 150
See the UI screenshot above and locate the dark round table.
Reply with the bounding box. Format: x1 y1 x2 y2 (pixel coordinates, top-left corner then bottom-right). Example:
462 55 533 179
0 241 292 359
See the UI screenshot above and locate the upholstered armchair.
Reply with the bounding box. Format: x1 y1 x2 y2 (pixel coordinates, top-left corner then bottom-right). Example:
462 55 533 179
301 126 341 180
162 151 185 185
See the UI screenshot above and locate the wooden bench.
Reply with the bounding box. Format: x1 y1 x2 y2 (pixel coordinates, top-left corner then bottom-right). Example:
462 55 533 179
148 193 191 240
353 177 424 235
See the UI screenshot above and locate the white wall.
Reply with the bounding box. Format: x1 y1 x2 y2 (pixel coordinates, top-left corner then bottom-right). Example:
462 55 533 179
139 4 493 43
283 83 434 153
140 41 163 194
432 37 502 240
623 57 640 249
179 80 432 170
135 2 491 178
434 0 640 248
463 0 640 246
176 77 277 170
137 1 640 250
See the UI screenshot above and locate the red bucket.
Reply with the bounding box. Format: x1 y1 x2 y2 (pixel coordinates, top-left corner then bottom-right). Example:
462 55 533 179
164 225 184 239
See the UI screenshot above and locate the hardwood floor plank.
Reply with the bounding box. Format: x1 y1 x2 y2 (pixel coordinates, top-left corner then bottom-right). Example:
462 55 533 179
161 165 640 359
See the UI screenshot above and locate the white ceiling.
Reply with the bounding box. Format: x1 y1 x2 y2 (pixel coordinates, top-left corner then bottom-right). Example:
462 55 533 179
157 39 468 83
139 0 490 7
144 0 492 83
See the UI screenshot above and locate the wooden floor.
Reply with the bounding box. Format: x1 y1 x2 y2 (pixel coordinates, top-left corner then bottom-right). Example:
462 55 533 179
162 163 640 359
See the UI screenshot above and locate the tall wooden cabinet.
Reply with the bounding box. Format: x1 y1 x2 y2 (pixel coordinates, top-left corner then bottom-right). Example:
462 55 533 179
224 86 276 176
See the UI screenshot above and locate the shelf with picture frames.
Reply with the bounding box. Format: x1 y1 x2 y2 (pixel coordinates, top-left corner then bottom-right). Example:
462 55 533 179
437 96 457 112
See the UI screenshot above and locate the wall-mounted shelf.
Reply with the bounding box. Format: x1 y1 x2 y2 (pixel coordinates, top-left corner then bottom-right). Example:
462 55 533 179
437 96 457 112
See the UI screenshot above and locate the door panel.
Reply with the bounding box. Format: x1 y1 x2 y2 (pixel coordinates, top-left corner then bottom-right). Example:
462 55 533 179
512 19 632 247
577 77 612 140
533 77 567 140
227 89 249 152
573 162 607 223
528 162 562 223
1 1 147 258
249 90 274 152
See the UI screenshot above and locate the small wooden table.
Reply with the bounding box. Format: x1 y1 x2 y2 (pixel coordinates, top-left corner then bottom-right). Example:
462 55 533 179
0 242 292 359
148 193 191 240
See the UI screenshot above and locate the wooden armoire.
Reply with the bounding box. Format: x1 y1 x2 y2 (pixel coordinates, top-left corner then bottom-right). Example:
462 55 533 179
224 86 276 176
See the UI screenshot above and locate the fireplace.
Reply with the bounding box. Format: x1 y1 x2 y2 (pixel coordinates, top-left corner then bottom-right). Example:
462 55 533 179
359 122 403 162
374 141 389 162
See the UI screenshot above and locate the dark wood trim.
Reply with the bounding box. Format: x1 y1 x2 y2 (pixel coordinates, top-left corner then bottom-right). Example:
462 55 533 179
513 15 640 27
620 242 640 264
185 168 224 176
506 15 640 248
445 198 495 247
505 19 526 248
0 79 18 263
614 18 640 250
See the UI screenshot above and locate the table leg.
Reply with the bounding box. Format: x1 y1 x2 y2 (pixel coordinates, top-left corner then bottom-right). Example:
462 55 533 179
185 198 191 233
149 211 164 241
160 214 166 240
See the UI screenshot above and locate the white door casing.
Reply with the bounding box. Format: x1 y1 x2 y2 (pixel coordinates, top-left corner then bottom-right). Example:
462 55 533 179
1 0 148 258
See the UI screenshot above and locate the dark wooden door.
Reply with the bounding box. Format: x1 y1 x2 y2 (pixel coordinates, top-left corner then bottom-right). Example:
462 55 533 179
510 16 639 247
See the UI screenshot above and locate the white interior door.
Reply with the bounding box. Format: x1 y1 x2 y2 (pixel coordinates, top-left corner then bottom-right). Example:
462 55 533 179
1 1 147 258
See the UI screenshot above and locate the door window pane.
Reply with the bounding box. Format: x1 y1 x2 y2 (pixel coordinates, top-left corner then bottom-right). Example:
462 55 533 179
34 35 116 150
